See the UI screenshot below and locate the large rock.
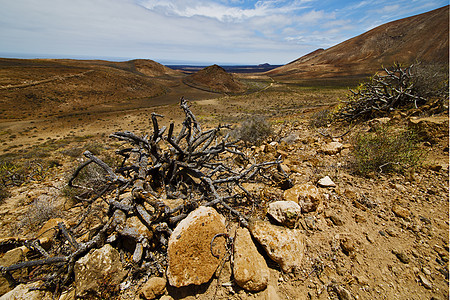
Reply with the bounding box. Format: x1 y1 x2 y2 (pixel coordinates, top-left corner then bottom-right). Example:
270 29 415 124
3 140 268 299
233 228 270 292
249 220 305 273
0 247 25 295
283 183 323 213
74 244 127 297
267 201 301 228
166 206 227 287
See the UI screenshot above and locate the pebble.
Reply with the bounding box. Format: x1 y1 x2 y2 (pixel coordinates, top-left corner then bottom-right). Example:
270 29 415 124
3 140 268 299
392 205 410 219
422 267 431 275
330 214 344 226
392 250 410 264
418 274 432 289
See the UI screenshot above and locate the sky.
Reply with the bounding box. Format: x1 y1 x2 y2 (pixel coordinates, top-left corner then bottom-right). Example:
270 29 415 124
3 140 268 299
0 0 448 65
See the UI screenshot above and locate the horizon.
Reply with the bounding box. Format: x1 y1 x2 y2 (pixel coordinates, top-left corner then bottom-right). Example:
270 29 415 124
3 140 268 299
1 1 448 65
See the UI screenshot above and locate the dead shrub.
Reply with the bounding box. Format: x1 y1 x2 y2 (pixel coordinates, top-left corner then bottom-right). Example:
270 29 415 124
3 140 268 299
309 109 331 128
19 198 62 232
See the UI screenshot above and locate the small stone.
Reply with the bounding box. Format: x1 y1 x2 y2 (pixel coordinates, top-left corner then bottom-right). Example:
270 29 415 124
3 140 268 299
330 214 344 226
233 228 269 292
140 277 167 300
354 214 366 223
422 267 431 276
264 285 280 300
317 176 336 187
319 142 344 155
335 285 352 300
267 201 301 228
385 227 399 237
340 237 356 256
392 205 410 219
392 250 410 264
418 274 432 289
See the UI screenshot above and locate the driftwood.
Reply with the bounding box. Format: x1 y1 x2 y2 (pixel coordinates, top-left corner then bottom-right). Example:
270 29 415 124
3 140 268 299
0 97 288 293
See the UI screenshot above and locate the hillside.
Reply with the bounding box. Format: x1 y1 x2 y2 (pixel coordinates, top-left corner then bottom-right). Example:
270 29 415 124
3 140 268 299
268 5 449 79
183 64 247 94
0 58 183 120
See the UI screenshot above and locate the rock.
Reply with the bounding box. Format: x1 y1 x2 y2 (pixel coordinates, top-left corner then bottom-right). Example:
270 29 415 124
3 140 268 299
368 117 391 129
319 142 344 155
408 115 449 144
119 216 153 241
37 218 70 248
422 266 431 275
340 237 356 256
329 214 344 226
74 244 127 297
233 228 269 292
160 296 174 300
167 206 227 287
249 220 305 273
140 277 167 299
0 247 25 295
267 201 301 228
0 281 51 300
334 285 353 300
418 274 432 289
276 149 289 158
281 133 300 144
354 214 366 223
317 176 336 187
392 249 410 264
385 227 399 237
58 288 76 300
283 183 323 213
392 205 410 219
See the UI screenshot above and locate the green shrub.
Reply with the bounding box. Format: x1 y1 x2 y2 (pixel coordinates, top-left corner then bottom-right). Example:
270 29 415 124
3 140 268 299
352 126 423 175
233 115 273 145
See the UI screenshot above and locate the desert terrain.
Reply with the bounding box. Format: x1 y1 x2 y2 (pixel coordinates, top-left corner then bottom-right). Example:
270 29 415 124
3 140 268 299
0 5 448 300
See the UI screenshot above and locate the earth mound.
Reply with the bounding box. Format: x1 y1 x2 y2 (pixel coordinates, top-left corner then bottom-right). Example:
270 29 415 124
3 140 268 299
183 64 246 94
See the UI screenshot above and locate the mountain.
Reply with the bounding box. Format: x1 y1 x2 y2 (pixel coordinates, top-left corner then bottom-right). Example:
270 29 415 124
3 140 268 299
183 64 246 94
267 6 449 79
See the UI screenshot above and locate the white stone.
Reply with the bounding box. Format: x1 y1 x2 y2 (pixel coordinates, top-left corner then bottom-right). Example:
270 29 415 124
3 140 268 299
267 201 301 228
318 176 336 187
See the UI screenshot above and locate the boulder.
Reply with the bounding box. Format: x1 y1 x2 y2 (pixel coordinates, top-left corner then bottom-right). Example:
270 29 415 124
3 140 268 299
0 247 25 295
140 277 167 299
233 228 270 292
249 220 305 273
74 244 127 297
283 183 323 213
166 206 227 287
319 142 344 155
37 218 70 249
267 201 301 228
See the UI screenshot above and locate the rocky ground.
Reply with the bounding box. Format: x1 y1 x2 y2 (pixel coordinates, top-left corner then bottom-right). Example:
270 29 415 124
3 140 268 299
0 90 448 300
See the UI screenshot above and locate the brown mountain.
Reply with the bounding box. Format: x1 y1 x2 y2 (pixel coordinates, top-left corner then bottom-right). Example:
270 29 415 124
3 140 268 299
268 5 449 79
183 65 246 94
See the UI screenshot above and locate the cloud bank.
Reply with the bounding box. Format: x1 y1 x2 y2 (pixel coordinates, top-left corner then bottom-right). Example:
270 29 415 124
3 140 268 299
0 0 447 64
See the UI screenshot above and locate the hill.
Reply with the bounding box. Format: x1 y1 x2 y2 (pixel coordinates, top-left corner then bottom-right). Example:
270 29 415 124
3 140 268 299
268 6 449 79
183 64 246 94
0 58 183 120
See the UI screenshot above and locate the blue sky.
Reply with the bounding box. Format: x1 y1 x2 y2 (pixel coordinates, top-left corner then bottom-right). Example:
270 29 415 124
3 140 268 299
0 0 448 65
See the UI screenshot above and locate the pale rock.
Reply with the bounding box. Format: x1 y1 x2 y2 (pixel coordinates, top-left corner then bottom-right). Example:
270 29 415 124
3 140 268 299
74 244 127 297
281 133 300 144
279 163 291 173
249 220 305 273
319 142 344 155
408 115 449 143
119 216 153 241
283 183 323 213
267 201 301 228
140 277 167 299
233 227 269 292
0 281 52 300
167 206 227 287
160 296 174 300
58 288 76 300
418 274 432 289
317 176 336 187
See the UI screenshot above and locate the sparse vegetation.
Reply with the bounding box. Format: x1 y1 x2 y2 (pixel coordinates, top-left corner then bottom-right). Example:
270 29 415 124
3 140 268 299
351 126 423 175
19 198 61 231
309 109 331 128
233 115 273 145
335 63 449 121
